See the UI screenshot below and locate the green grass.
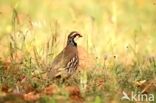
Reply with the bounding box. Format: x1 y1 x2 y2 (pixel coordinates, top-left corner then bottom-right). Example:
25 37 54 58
0 0 156 103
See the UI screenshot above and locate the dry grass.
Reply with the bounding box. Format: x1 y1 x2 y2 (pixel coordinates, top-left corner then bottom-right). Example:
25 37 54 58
0 0 156 103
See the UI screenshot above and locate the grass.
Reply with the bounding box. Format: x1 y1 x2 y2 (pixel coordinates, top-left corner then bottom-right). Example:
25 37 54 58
0 0 156 103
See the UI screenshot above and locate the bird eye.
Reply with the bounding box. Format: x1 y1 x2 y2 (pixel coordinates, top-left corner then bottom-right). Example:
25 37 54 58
68 31 82 40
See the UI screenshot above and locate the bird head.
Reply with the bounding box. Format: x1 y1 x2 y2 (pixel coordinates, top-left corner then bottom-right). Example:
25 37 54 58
67 31 82 46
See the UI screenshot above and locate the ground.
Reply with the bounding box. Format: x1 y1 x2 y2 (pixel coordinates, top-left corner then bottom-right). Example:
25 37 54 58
0 0 156 103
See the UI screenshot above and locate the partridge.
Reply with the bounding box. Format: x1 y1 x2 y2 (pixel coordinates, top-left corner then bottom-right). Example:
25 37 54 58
47 31 82 80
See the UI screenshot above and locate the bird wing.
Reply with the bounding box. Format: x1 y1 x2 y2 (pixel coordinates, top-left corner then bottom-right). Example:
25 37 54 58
48 46 78 79
48 51 66 79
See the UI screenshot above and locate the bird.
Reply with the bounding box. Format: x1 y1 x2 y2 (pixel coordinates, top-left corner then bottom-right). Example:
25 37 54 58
47 31 82 81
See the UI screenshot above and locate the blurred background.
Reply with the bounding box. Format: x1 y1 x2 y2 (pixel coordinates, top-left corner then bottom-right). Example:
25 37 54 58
0 0 156 62
0 0 156 102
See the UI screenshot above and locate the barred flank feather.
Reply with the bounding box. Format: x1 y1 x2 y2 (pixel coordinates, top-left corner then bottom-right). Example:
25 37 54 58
47 31 82 80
